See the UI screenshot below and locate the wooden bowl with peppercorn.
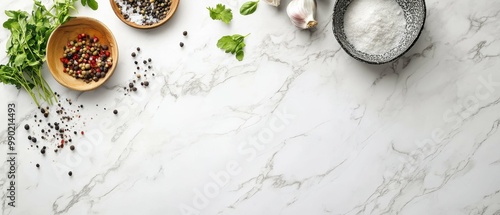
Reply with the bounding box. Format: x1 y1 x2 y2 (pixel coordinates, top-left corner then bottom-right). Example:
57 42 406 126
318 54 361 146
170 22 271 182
109 0 180 29
47 17 118 91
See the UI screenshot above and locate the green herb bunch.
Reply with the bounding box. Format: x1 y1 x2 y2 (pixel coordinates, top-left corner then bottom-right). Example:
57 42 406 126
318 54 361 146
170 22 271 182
0 0 98 106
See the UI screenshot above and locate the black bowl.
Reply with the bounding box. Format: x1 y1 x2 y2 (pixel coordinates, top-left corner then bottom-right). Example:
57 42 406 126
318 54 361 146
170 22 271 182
332 0 426 64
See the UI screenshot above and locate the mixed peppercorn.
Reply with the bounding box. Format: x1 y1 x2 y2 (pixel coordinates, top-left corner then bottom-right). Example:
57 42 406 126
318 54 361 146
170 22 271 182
115 0 173 26
60 33 113 83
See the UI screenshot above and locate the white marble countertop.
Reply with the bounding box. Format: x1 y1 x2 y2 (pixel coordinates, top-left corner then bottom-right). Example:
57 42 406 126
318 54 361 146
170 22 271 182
1 0 500 214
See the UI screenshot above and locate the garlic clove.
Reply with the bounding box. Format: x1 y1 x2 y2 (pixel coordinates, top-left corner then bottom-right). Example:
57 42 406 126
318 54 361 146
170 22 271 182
263 0 280 7
286 0 318 29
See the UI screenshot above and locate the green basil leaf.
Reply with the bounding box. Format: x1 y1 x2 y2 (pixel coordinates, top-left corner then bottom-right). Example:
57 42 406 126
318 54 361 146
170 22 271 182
236 51 244 61
88 0 98 10
240 1 258 16
217 34 249 61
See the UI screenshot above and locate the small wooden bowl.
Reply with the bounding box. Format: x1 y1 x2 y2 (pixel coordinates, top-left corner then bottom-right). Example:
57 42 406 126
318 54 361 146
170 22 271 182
46 17 118 91
109 0 180 29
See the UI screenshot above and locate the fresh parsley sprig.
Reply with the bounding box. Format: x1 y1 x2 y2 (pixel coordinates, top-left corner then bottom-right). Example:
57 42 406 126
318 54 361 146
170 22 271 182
0 0 98 106
207 4 233 24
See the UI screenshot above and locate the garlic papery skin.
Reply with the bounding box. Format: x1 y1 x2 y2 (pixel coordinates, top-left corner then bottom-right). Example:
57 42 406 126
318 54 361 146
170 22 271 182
286 0 318 29
263 0 280 7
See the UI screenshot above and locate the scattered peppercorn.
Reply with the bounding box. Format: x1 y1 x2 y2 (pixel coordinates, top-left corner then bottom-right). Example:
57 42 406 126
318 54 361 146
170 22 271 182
70 145 75 151
36 164 40 168
137 47 141 51
183 31 188 36
24 124 30 130
68 171 73 176
180 42 184 47
113 109 118 114
132 52 136 57
144 81 149 87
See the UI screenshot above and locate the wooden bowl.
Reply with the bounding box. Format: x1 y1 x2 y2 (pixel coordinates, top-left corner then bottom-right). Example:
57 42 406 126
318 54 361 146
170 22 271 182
46 17 118 91
109 0 180 29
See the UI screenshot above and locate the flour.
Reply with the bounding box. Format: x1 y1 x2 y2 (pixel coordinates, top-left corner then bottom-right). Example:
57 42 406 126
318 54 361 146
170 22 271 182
343 0 406 55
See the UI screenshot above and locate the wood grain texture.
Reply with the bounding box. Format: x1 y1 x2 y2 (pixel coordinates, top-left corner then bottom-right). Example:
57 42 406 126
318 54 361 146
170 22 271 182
109 0 180 29
46 17 119 91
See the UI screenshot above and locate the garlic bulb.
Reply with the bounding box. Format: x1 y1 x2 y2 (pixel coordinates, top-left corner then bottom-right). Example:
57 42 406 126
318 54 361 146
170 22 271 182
263 0 280 7
286 0 318 29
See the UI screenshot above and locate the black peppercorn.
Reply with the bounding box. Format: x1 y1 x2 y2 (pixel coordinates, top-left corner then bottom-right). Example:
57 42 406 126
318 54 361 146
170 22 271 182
183 31 187 36
24 124 30 130
180 42 184 47
113 110 118 114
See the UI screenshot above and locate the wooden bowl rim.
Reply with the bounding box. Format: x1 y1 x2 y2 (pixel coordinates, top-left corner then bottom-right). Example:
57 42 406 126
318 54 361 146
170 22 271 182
46 16 119 91
109 0 180 29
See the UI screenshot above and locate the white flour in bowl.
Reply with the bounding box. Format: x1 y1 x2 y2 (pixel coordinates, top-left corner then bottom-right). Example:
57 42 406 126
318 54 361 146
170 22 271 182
343 0 406 55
